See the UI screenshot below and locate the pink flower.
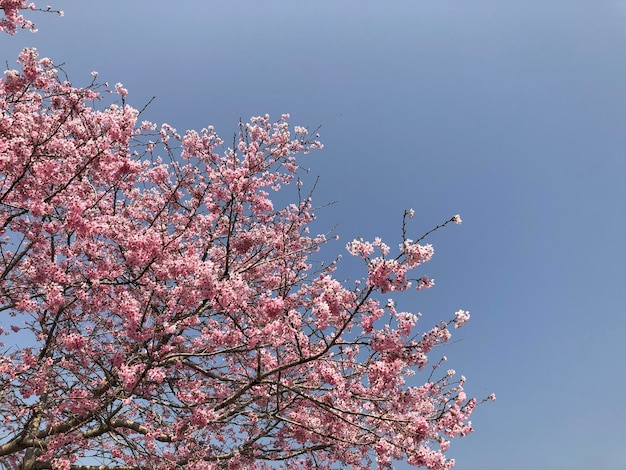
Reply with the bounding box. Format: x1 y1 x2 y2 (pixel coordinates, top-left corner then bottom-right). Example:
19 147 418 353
147 367 166 383
454 309 470 328
114 82 128 96
62 333 87 351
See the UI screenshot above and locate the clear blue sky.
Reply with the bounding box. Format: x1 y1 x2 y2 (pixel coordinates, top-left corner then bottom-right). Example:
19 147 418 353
4 2 626 469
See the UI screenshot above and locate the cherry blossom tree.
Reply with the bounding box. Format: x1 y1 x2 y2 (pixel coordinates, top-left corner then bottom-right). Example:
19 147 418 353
0 4 492 470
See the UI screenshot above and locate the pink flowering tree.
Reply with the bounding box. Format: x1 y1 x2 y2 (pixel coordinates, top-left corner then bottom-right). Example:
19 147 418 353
0 5 492 470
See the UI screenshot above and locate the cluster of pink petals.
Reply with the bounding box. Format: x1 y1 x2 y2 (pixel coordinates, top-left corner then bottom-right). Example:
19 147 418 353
0 1 62 34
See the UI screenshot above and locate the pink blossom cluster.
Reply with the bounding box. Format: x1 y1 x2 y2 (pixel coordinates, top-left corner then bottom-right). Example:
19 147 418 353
0 1 62 34
0 36 490 470
454 309 471 328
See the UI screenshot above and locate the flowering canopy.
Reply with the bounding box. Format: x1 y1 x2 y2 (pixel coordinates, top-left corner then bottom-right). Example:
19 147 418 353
0 4 491 470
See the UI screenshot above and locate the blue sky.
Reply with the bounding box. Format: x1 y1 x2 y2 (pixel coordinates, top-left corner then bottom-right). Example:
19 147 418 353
4 1 626 469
